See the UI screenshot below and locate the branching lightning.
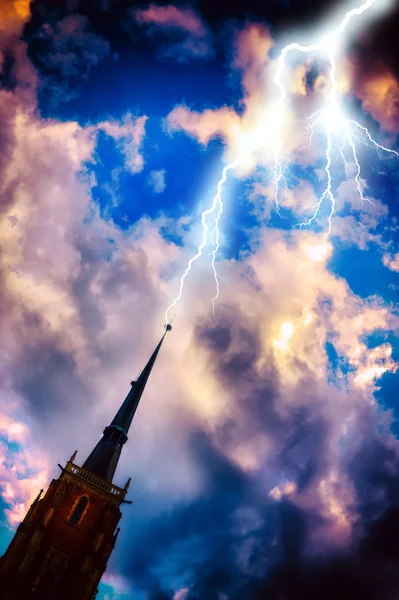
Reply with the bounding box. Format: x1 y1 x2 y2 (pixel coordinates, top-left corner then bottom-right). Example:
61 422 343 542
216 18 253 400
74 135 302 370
273 0 398 242
165 0 397 320
165 160 238 323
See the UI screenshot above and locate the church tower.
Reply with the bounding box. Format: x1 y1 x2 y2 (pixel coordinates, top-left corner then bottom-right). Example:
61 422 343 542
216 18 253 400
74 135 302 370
0 326 171 600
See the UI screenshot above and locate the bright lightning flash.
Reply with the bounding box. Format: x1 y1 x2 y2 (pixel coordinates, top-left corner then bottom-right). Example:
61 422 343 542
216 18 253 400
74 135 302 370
165 160 238 323
165 0 397 322
273 0 398 242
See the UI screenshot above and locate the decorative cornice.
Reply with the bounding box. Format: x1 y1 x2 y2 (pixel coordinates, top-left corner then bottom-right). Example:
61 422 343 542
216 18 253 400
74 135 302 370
62 462 128 503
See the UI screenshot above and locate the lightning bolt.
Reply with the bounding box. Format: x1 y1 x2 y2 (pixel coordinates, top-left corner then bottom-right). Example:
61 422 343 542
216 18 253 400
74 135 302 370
273 42 321 212
272 0 398 242
340 123 371 206
165 160 238 323
165 0 397 321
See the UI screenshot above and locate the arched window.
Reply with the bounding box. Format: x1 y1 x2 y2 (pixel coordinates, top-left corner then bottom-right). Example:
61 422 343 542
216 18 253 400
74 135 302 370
68 496 88 527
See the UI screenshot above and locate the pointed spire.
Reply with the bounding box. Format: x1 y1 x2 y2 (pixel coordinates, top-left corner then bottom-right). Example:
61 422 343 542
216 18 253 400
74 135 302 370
82 326 171 482
69 450 77 463
26 489 44 520
110 326 170 434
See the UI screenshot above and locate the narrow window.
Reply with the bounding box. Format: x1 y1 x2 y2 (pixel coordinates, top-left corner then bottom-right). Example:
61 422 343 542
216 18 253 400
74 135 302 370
68 496 88 526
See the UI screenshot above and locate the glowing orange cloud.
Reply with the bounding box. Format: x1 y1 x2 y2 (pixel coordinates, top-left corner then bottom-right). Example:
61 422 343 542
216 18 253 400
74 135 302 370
356 71 399 133
0 0 31 34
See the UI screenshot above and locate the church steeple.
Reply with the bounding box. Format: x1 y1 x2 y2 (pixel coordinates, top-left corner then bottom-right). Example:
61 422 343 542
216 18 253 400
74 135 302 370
0 325 172 600
82 324 171 482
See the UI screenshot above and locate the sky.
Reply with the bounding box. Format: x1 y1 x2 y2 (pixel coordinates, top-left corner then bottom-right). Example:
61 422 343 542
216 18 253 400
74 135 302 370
0 0 399 598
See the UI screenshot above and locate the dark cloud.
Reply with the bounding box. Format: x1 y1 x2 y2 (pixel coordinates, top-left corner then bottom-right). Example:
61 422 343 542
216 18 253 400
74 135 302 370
259 507 399 600
348 3 399 79
26 12 110 106
10 308 90 422
348 437 399 526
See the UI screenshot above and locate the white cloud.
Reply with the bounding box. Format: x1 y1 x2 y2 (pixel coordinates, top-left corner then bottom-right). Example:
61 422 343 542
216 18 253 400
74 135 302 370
147 168 166 193
98 113 147 174
383 252 399 272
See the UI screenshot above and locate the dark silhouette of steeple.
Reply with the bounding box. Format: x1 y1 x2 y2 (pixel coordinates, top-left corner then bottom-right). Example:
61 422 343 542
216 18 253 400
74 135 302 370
0 324 172 600
82 324 171 482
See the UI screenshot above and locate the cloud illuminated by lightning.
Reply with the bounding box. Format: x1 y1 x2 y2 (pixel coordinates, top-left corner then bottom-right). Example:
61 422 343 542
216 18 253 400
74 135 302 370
272 0 398 241
166 0 397 320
